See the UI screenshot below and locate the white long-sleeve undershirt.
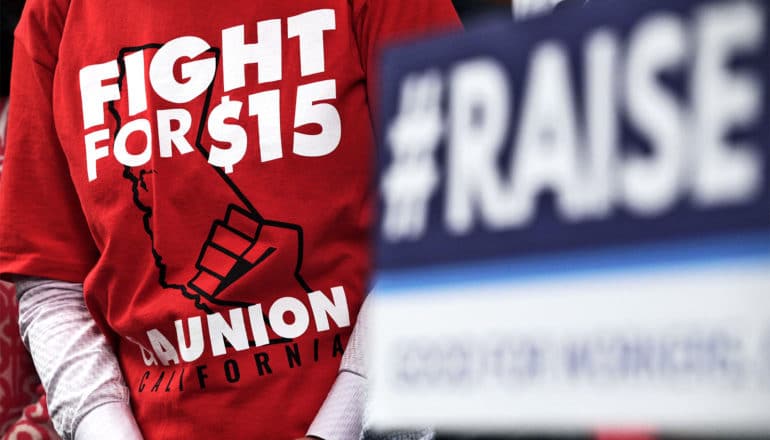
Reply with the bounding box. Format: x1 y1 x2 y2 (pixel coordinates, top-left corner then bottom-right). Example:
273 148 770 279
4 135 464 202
15 277 138 440
307 297 369 439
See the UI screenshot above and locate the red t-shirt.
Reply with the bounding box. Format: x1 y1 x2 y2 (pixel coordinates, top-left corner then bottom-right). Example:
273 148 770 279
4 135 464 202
0 1 460 438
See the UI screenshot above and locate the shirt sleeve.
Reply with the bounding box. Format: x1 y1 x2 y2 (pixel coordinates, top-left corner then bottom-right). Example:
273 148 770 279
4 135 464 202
304 7 461 439
16 277 138 440
0 0 100 283
75 402 143 440
306 296 369 440
307 299 435 440
352 0 462 122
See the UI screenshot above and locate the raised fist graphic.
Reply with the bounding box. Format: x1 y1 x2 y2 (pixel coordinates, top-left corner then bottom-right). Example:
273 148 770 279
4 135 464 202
189 204 312 308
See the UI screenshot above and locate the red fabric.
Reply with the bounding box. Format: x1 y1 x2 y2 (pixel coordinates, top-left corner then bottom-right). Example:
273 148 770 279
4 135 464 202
0 281 36 435
0 1 460 439
1 386 60 440
0 98 59 439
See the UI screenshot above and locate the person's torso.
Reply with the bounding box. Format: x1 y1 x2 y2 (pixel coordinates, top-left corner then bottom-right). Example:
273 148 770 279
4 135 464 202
51 1 371 437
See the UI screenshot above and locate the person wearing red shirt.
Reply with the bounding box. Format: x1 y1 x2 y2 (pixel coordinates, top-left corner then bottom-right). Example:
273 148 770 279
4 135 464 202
0 1 461 438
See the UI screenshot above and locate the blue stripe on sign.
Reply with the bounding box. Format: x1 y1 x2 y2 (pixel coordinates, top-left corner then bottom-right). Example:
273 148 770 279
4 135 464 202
373 230 770 294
